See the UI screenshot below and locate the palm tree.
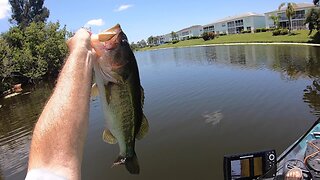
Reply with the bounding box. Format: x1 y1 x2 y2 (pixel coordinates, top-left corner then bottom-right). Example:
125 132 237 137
278 2 297 33
171 31 178 41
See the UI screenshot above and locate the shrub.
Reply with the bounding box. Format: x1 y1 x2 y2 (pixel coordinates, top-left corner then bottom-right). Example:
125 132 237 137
187 36 200 40
255 28 262 33
272 29 281 36
280 29 289 35
272 28 289 36
261 28 267 32
172 40 179 44
202 32 215 41
219 32 227 36
268 28 276 32
0 21 68 94
241 30 251 34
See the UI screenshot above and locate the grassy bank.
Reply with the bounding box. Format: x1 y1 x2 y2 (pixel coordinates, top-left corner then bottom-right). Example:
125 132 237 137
139 30 319 51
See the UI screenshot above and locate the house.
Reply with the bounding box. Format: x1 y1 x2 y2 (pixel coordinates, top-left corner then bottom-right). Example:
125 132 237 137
203 12 266 34
265 3 316 30
176 25 203 40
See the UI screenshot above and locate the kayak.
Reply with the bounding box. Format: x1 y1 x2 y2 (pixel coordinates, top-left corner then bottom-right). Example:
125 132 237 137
264 118 320 179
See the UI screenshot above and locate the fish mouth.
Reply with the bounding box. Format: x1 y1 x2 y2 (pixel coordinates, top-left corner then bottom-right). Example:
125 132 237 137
91 24 129 57
97 24 124 50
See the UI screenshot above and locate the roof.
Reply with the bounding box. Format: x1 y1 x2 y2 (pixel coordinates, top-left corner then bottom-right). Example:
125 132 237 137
265 2 315 14
176 25 203 33
204 12 264 26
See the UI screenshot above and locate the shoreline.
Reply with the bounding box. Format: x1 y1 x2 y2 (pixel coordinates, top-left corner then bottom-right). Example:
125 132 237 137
140 42 320 52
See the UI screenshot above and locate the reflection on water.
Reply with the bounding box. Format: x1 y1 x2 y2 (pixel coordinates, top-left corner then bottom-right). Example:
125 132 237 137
1 45 320 179
0 83 53 179
303 79 320 116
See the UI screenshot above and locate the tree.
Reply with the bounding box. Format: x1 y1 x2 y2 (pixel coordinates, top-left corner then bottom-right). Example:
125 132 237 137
269 14 281 29
147 36 154 45
1 22 68 87
147 36 159 45
9 0 50 28
314 0 319 6
171 31 178 41
138 39 147 48
305 8 320 35
130 42 138 51
202 32 215 41
278 2 297 33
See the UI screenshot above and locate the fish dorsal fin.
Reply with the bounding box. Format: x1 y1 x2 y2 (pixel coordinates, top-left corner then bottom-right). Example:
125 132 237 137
103 129 117 144
136 114 149 140
91 83 99 97
141 86 144 107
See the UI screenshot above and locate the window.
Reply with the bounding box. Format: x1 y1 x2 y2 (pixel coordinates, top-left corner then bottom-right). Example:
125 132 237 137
292 20 306 30
228 27 236 34
236 26 244 33
227 21 235 27
181 31 189 36
293 10 305 19
203 25 214 33
235 20 243 26
278 12 287 21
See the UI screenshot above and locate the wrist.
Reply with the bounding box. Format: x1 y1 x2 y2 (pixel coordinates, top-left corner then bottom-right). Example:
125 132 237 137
69 46 89 56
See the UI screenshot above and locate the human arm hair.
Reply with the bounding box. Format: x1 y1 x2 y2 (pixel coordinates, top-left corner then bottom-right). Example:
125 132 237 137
27 29 94 180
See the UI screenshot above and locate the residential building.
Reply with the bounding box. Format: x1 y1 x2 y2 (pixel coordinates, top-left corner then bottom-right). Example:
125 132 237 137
203 12 266 34
265 3 316 30
176 25 203 40
162 33 172 43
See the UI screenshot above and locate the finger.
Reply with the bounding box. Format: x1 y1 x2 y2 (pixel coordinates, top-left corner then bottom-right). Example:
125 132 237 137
66 37 73 49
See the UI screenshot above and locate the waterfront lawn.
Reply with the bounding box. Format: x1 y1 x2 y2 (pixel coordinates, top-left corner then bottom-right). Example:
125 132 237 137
140 30 317 51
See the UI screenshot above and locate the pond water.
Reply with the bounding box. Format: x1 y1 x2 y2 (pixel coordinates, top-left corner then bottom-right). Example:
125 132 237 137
1 45 320 179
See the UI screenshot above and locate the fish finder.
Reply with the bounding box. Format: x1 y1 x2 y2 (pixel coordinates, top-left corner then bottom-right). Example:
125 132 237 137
223 150 276 180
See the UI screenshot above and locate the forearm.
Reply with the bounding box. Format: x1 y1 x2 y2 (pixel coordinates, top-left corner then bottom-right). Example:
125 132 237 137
28 48 93 179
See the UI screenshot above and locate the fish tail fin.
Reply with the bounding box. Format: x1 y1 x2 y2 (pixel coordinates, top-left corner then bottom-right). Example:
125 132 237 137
125 152 140 174
112 153 140 174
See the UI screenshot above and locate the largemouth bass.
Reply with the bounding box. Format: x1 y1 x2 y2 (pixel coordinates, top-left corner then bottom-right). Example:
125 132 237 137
91 24 149 174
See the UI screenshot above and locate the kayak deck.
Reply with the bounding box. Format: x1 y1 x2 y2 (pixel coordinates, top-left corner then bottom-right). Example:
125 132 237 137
272 119 320 179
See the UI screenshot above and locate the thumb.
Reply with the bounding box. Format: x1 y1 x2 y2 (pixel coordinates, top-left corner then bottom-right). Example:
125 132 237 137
91 34 106 57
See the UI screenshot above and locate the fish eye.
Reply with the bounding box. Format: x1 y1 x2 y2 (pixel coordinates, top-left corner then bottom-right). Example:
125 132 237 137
121 39 129 45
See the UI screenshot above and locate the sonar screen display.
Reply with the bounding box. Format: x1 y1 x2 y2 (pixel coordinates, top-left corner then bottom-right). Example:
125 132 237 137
230 157 263 179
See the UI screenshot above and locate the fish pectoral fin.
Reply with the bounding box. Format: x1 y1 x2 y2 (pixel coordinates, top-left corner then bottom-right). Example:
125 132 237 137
103 129 117 144
104 83 112 104
110 71 125 84
136 114 149 140
91 83 99 97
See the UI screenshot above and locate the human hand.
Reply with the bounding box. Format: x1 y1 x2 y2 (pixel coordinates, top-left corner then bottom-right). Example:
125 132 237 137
67 28 92 53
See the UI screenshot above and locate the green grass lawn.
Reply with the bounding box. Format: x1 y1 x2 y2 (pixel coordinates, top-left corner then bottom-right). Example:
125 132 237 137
139 30 318 51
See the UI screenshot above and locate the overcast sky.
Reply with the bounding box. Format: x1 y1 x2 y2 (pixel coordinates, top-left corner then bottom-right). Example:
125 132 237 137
0 0 313 42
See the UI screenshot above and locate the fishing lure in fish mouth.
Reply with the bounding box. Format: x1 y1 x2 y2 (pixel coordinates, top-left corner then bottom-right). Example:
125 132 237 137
112 157 127 167
90 24 149 175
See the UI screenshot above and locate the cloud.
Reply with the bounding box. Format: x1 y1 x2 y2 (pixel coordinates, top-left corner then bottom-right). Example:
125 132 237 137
85 19 105 27
114 4 133 12
0 0 11 19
